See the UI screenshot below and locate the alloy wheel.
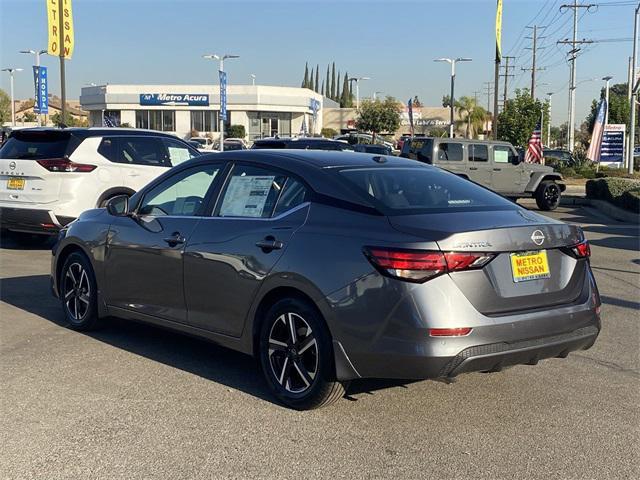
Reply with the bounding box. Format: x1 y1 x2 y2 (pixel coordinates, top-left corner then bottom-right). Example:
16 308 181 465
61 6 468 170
63 262 91 321
545 184 560 205
268 312 318 394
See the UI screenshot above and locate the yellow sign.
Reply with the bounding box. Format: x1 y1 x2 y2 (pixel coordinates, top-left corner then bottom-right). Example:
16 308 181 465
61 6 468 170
495 0 503 62
510 251 550 283
47 0 74 59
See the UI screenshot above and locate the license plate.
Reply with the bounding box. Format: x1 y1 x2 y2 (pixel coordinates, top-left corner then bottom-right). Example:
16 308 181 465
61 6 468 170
510 250 550 282
7 177 25 190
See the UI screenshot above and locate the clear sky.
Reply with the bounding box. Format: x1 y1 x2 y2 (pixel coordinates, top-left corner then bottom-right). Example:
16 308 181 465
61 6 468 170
0 0 633 126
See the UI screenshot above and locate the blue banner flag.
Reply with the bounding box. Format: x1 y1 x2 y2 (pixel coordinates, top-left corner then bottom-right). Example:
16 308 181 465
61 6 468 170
32 66 48 114
219 70 228 121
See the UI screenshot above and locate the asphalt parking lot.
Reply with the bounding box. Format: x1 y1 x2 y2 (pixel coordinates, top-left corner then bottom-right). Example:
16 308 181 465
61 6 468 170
1 202 638 479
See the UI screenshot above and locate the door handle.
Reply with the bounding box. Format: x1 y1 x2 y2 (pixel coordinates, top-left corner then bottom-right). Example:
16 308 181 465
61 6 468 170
469 167 478 171
256 236 284 252
163 232 186 247
493 168 502 171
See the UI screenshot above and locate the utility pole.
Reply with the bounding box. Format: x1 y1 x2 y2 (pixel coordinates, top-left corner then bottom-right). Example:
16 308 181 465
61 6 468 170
546 92 554 147
523 26 546 98
628 3 639 174
484 81 494 113
500 56 516 111
558 1 594 152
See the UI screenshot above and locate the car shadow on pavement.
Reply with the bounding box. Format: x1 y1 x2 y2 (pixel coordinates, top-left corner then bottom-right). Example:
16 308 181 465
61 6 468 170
0 274 416 407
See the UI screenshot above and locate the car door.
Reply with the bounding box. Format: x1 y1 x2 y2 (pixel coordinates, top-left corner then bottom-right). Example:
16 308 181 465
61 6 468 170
104 161 225 323
115 136 172 191
183 163 309 336
491 145 526 194
467 143 491 186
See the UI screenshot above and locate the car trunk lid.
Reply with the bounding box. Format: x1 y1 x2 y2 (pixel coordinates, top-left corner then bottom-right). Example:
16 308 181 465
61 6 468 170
388 209 587 315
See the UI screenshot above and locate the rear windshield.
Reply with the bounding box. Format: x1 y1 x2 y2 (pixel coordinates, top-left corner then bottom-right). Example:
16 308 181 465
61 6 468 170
0 131 72 159
338 167 516 215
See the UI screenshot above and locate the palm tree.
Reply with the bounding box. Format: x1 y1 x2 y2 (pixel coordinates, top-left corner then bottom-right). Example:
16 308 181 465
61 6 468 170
454 96 488 138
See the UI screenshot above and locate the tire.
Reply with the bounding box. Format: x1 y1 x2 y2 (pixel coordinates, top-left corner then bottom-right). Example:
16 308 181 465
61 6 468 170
59 251 101 331
535 180 561 211
258 297 346 410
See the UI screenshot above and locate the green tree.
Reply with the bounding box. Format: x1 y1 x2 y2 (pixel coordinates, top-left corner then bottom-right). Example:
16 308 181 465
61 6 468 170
355 97 402 142
442 95 451 108
455 96 488 139
51 112 88 127
413 95 422 108
0 89 10 124
340 73 352 108
336 70 341 100
321 127 337 138
22 111 37 122
302 62 309 89
309 67 314 90
331 63 336 100
315 64 319 93
325 65 330 97
586 83 630 133
497 88 549 148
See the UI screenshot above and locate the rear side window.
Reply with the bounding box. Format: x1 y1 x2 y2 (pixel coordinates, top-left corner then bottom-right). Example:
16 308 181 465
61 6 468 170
118 137 168 166
338 167 515 214
0 132 72 159
469 144 488 162
273 178 307 216
436 142 463 162
98 137 118 162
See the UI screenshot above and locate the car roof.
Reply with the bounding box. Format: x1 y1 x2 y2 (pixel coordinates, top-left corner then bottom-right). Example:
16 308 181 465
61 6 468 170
253 137 341 144
8 127 182 140
407 136 514 146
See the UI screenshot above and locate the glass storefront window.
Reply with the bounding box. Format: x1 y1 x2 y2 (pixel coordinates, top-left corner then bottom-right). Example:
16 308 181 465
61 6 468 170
135 110 175 132
247 112 292 141
190 111 219 133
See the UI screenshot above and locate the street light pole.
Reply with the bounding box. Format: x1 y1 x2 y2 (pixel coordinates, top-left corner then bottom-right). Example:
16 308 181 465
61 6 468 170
203 53 239 152
435 57 472 138
602 76 613 126
2 68 23 127
20 49 47 126
546 92 553 147
628 3 639 174
348 77 370 109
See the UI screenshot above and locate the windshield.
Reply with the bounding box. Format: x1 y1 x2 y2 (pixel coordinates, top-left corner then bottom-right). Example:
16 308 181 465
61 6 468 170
338 167 517 215
0 132 72 159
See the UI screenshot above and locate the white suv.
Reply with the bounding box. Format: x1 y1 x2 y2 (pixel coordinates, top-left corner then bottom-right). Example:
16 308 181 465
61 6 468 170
0 128 200 235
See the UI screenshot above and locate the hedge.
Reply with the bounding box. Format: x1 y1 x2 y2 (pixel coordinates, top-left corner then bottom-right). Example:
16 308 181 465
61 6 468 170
586 177 640 213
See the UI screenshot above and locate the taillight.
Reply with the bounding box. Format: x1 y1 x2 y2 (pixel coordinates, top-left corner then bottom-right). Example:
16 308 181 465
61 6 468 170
37 158 96 173
364 247 494 283
429 327 472 337
572 240 590 258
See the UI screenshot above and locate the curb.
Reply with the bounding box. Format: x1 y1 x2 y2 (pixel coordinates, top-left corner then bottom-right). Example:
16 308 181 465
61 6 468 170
560 196 639 223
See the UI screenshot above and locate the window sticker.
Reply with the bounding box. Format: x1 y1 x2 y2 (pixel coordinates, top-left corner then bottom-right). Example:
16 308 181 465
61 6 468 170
494 149 509 163
220 175 275 217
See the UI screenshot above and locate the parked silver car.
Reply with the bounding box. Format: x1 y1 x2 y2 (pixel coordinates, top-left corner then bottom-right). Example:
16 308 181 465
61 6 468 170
51 150 600 409
401 137 566 210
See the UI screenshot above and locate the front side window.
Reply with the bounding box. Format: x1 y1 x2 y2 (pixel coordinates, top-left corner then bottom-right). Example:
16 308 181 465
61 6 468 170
494 145 519 164
469 144 488 162
139 165 221 216
217 165 287 218
436 142 463 161
338 167 516 214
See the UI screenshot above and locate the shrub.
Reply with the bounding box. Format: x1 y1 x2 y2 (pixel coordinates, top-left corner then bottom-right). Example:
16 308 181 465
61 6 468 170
586 177 640 213
226 124 246 139
320 127 337 138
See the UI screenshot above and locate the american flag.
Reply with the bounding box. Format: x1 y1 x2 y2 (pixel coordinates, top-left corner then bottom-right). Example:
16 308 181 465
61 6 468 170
586 98 607 163
524 120 543 163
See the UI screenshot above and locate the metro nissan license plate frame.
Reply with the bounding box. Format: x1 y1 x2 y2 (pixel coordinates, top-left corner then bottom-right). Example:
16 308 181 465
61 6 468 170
7 177 25 190
510 250 551 283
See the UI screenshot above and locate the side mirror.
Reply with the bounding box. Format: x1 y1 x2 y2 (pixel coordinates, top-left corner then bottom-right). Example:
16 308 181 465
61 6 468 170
106 195 129 217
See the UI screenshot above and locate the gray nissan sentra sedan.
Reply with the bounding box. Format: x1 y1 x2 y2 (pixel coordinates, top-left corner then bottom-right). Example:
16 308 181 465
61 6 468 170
50 150 601 410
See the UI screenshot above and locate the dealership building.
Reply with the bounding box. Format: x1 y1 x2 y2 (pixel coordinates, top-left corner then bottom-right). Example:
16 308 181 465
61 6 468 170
79 84 333 141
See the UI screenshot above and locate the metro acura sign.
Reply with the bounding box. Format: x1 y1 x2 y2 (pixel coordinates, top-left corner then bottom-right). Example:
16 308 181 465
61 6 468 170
139 93 209 106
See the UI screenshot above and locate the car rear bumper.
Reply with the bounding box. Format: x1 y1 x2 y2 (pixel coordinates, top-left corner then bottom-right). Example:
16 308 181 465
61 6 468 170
0 206 74 235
